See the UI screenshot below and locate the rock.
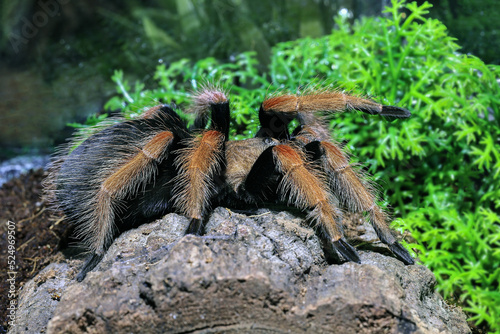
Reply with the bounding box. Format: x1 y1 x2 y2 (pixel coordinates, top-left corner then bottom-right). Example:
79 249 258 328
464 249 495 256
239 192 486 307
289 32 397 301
0 155 50 187
9 208 470 334
8 260 75 334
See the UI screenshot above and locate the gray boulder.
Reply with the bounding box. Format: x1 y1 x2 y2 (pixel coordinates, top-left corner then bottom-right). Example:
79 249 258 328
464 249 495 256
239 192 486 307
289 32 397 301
10 208 470 333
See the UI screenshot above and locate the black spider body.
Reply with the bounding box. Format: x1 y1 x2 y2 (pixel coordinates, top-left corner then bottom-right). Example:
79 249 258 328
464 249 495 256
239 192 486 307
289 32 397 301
48 86 414 281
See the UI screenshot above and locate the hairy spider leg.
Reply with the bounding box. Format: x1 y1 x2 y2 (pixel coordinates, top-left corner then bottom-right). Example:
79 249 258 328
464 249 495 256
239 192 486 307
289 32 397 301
243 143 361 263
256 91 413 265
97 132 174 242
258 91 411 130
74 131 175 281
256 91 410 140
89 106 183 253
295 128 414 265
173 130 226 234
54 105 185 281
261 92 411 120
173 90 230 235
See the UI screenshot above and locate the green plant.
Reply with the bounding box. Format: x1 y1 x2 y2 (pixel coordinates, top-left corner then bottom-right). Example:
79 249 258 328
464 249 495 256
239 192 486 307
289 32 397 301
74 0 500 331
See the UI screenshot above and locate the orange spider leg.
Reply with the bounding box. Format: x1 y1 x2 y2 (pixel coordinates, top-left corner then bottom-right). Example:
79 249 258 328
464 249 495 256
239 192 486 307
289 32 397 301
245 143 360 262
257 91 409 140
262 92 411 118
87 131 175 255
173 130 226 234
71 130 174 281
170 86 230 234
301 138 414 264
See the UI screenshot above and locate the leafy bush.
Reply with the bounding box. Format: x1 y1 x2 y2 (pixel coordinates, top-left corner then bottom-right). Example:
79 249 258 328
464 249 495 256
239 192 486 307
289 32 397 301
76 0 500 331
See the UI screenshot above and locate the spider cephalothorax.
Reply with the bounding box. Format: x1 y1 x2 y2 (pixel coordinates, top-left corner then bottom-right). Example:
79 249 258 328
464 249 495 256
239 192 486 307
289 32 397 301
47 84 414 281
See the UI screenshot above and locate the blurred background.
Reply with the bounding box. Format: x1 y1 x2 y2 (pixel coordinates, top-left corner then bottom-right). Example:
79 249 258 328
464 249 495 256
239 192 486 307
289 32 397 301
0 0 498 165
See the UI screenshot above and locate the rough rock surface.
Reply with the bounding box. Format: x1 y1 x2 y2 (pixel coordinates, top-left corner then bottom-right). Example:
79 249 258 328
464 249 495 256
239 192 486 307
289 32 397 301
10 208 470 333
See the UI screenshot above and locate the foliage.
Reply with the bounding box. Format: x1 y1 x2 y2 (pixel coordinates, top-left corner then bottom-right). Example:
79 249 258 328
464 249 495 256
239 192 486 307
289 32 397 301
420 0 500 65
76 0 500 331
0 0 337 82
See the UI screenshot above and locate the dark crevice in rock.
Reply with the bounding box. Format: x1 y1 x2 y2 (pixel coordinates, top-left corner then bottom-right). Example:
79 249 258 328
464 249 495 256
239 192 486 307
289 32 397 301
139 281 157 310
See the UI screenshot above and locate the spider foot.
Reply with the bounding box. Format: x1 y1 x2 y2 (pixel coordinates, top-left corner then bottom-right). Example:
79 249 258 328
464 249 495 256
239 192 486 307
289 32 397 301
380 105 411 119
186 218 205 236
332 238 361 264
76 252 104 282
388 242 415 265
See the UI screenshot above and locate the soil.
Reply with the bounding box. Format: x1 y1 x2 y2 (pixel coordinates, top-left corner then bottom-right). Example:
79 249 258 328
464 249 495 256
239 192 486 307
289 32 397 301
0 169 69 333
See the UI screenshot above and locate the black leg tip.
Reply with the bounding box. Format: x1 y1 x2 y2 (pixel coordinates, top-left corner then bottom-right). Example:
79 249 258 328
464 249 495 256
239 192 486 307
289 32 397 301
76 271 86 282
332 238 361 264
381 105 412 119
186 218 204 236
76 253 104 282
389 242 415 265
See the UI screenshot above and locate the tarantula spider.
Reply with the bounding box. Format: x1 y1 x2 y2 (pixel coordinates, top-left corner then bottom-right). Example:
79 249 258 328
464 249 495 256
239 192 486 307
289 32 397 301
47 84 414 281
